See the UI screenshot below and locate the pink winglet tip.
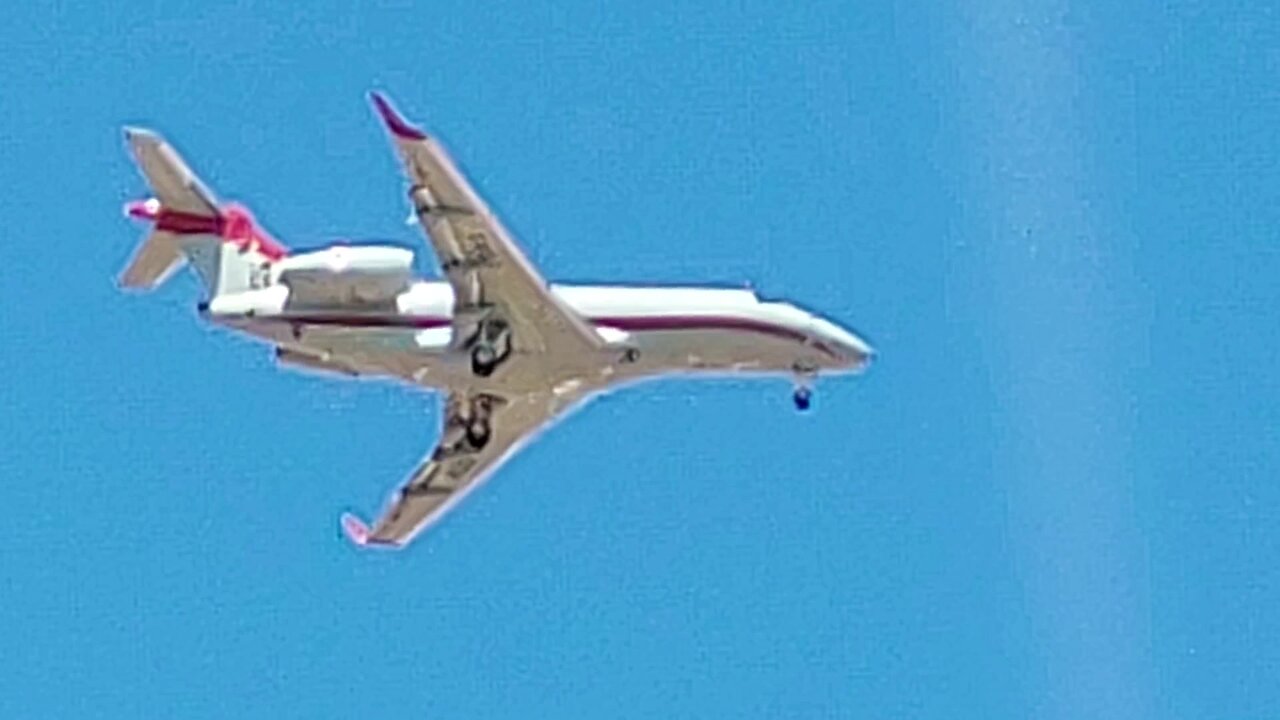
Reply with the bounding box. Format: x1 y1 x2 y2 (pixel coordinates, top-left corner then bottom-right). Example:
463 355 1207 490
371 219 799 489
340 513 371 546
370 92 427 140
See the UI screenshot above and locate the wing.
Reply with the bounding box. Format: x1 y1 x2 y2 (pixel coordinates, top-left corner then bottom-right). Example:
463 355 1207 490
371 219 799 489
341 388 588 548
369 92 604 360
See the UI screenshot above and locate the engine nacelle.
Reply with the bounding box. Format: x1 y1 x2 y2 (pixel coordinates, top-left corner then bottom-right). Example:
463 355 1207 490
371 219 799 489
273 244 414 307
274 244 413 277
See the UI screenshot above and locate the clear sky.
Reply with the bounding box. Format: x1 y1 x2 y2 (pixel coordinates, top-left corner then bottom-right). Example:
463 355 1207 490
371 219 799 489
1 1 1276 718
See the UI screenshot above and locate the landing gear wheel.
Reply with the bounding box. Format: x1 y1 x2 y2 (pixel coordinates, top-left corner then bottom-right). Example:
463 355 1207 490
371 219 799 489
468 318 511 377
471 343 498 377
465 420 491 450
793 387 813 412
622 347 641 364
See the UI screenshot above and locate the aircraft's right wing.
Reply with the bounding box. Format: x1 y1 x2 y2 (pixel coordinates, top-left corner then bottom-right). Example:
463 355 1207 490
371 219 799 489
369 93 606 362
341 387 590 548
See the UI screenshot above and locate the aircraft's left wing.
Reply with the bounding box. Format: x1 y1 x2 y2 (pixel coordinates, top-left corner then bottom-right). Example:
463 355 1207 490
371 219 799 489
369 92 605 361
341 387 588 548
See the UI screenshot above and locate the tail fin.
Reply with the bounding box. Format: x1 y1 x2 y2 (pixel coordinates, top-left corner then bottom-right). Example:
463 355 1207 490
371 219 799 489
120 128 287 295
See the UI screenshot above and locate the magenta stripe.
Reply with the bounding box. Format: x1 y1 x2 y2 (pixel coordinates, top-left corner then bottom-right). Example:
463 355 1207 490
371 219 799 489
595 315 844 360
156 210 222 235
276 314 452 330
265 313 842 358
593 315 807 343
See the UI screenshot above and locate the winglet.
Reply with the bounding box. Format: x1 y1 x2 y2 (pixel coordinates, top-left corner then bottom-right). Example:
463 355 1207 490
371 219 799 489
340 512 371 546
370 92 427 140
122 125 156 145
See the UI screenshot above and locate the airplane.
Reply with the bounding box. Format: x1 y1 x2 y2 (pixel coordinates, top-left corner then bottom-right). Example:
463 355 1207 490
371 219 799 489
117 92 875 550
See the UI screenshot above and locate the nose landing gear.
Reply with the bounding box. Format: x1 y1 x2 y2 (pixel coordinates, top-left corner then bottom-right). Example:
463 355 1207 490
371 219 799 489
793 386 813 412
792 361 817 413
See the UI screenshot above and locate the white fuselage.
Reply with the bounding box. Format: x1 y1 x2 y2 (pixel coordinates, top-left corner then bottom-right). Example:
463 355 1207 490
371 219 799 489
206 280 874 395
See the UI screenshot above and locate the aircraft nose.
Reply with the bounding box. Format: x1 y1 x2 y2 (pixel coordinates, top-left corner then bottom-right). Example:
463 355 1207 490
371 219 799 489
805 314 874 370
844 338 875 369
829 326 875 369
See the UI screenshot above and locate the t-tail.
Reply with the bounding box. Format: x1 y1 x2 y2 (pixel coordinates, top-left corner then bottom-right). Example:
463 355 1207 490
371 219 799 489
119 127 288 297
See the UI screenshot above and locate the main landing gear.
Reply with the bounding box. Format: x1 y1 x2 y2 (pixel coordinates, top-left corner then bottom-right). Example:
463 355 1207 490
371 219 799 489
437 393 501 460
469 318 512 377
464 415 491 449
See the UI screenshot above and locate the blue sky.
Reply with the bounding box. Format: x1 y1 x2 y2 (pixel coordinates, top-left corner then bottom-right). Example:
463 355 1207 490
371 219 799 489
2 1 1277 717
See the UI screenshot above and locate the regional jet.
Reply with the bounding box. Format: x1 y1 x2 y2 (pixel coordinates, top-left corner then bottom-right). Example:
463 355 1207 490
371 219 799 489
118 93 874 549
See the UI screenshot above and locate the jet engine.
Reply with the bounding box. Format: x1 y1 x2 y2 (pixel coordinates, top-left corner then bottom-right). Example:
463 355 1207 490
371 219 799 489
273 244 414 307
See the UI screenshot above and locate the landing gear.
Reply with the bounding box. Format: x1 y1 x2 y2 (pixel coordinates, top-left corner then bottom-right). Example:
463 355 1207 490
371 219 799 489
793 386 813 412
621 347 641 364
471 343 499 377
465 418 491 449
792 361 817 413
438 393 501 459
469 318 512 377
465 393 498 449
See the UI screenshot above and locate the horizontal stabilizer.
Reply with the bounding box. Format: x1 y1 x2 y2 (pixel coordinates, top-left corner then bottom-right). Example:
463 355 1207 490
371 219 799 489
123 127 220 217
118 228 184 290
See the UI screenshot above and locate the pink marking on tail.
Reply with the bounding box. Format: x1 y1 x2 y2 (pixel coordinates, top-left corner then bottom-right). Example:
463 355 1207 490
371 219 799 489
340 513 371 546
370 92 427 140
125 197 289 261
221 203 289 261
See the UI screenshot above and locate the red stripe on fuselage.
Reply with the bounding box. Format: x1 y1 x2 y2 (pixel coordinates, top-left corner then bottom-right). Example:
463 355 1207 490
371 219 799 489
221 204 289 261
593 315 809 344
593 315 843 359
248 313 841 358
271 314 453 330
